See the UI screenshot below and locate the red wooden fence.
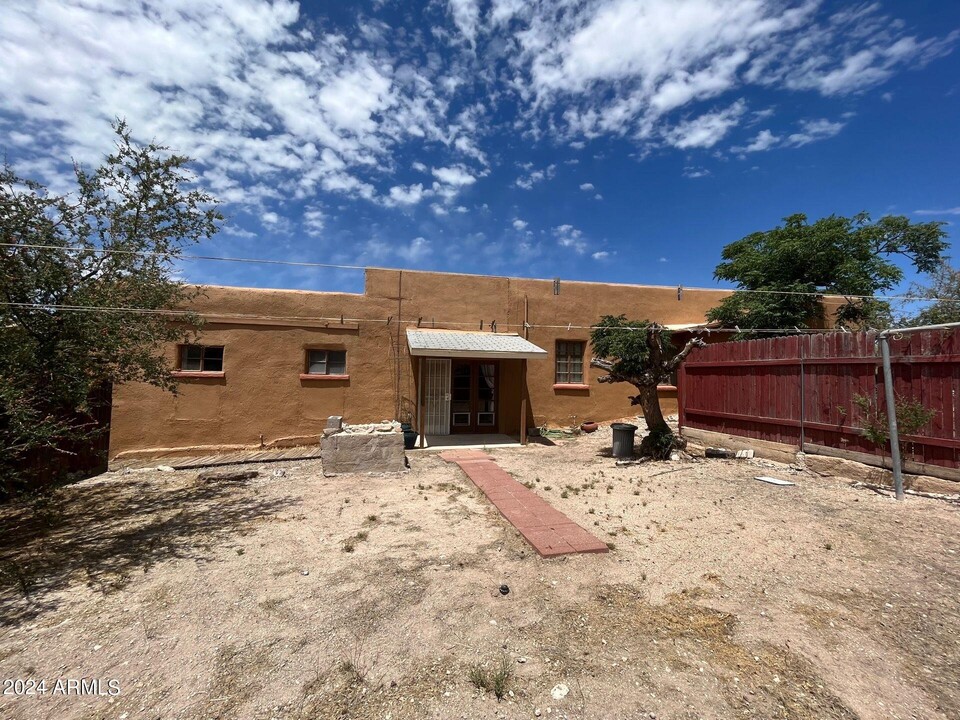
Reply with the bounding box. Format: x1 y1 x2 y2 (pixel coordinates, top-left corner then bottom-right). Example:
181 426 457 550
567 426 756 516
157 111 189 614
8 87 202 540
678 329 960 470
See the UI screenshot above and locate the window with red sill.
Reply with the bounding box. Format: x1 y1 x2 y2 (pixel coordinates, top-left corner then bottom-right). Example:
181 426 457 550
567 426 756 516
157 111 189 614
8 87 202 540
178 344 224 373
555 340 585 384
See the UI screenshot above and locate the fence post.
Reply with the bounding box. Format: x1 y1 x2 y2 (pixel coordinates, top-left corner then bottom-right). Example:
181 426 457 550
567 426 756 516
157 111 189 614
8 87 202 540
799 339 805 450
878 335 904 500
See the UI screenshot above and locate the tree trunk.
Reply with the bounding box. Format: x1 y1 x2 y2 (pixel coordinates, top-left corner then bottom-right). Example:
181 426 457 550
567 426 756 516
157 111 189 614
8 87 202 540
636 384 669 436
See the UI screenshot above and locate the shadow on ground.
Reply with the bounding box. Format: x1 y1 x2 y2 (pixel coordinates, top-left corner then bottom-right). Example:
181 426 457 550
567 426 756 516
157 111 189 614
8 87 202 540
0 474 296 626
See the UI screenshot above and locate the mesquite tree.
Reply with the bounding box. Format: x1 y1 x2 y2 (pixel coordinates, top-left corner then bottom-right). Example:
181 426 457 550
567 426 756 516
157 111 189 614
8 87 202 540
0 121 221 496
590 315 705 458
707 213 948 333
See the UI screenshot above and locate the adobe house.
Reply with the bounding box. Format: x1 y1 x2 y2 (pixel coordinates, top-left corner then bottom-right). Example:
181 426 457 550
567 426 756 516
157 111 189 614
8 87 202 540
109 268 731 462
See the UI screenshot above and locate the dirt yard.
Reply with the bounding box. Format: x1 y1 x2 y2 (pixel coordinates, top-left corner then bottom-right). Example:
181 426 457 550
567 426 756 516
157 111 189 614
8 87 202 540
1 423 959 720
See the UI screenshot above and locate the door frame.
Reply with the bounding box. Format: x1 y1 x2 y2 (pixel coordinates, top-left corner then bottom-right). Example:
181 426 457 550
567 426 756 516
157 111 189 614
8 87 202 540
450 359 499 434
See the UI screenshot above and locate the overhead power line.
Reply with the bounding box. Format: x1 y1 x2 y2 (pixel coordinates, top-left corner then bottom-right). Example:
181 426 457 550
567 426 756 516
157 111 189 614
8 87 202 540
2 241 958 304
0 242 366 272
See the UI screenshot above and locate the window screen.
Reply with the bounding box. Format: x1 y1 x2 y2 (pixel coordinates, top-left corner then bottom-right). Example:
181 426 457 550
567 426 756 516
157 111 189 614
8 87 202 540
307 349 347 375
180 345 224 372
555 341 584 384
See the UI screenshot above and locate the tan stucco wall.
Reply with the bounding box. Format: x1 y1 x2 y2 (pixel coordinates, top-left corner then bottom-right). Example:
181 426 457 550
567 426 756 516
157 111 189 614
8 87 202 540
109 269 731 460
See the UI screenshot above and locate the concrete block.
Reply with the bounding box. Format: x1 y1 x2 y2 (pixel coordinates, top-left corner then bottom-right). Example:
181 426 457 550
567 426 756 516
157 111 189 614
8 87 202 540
321 433 406 475
326 416 343 430
805 454 959 495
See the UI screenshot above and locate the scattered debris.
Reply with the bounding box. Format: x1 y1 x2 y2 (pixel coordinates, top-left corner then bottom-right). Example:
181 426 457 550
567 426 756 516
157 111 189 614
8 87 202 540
551 683 569 700
198 469 259 483
155 465 175 472
650 468 688 478
851 481 960 504
540 426 578 440
706 447 754 459
755 476 795 487
615 458 651 467
499 584 510 596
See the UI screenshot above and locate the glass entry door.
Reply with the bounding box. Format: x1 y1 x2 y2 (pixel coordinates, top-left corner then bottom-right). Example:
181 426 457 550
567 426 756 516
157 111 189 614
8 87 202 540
450 360 498 433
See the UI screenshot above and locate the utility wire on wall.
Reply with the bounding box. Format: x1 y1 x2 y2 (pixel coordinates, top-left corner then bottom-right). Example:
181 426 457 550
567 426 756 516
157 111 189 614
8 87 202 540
0 301 934 336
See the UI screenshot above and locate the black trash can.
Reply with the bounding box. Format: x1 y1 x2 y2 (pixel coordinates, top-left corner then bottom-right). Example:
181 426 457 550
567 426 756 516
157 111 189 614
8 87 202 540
611 423 638 458
400 423 418 450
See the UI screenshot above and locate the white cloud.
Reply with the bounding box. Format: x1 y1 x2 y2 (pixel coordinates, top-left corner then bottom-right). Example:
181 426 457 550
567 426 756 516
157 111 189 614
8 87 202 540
683 166 711 178
303 207 326 236
447 0 480 45
579 182 595 191
0 0 955 246
387 183 427 206
512 218 528 230
316 60 394 133
746 7 959 97
0 0 486 212
501 0 954 151
222 223 257 239
915 207 960 216
591 251 609 260
734 128 780 153
553 224 587 254
514 163 556 190
733 118 845 153
784 118 846 147
665 100 746 149
432 165 477 186
397 236 432 263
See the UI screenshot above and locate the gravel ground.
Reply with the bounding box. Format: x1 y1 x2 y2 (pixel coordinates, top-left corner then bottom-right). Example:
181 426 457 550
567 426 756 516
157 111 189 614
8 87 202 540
1 422 958 720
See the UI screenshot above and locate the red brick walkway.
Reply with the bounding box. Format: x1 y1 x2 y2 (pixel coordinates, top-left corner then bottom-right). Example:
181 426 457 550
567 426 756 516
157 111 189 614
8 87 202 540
440 450 608 557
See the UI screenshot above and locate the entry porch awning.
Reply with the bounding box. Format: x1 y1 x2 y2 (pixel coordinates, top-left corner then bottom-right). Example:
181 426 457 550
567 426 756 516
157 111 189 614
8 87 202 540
406 328 548 360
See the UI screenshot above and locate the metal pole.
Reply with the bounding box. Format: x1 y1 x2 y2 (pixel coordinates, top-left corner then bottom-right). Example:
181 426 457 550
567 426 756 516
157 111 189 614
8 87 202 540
798 340 805 451
878 335 904 500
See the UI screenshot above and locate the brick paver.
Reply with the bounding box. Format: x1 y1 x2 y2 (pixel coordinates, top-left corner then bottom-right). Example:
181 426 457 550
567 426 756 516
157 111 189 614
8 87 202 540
439 450 609 557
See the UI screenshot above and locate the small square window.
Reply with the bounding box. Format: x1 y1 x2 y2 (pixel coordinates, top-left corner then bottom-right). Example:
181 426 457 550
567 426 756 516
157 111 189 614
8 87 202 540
307 349 347 375
555 341 585 384
180 345 224 373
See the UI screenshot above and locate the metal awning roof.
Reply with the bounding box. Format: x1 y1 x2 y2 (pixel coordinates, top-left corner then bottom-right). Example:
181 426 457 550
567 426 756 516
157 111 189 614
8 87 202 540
406 328 548 359
665 321 722 331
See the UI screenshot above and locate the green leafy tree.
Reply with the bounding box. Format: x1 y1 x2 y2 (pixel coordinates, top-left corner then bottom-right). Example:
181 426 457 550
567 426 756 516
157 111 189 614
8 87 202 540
707 213 948 334
0 121 221 496
902 261 960 326
590 316 704 459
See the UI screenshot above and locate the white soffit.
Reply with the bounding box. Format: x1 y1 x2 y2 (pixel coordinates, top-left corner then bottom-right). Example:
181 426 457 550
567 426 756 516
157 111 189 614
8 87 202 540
406 329 548 359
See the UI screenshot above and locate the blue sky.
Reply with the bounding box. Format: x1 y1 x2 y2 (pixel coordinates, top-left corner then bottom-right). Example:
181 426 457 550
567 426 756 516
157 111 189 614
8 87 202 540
2 0 958 295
